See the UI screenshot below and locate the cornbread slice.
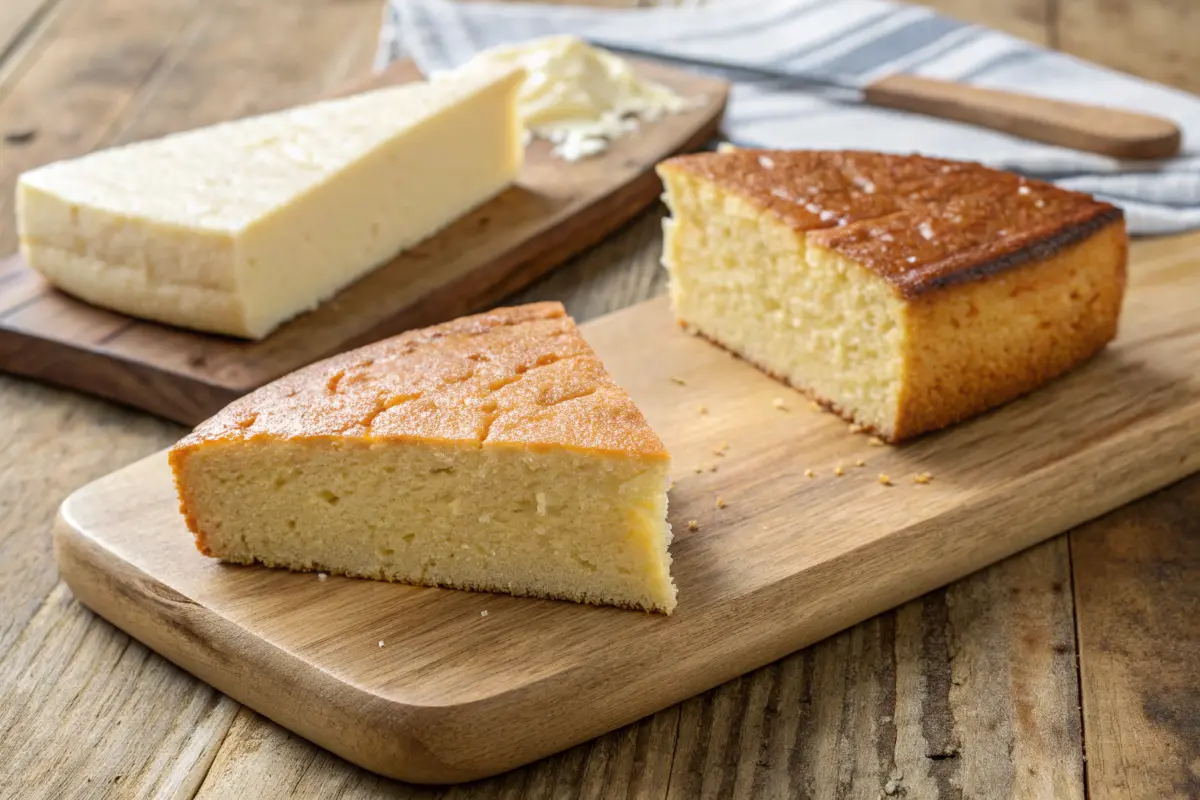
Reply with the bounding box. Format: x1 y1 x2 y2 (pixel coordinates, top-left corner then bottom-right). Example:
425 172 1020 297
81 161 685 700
657 150 1127 441
169 303 676 613
17 65 525 339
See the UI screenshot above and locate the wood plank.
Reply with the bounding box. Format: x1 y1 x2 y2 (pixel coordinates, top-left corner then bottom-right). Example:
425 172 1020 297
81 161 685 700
0 583 240 798
1056 0 1200 96
664 537 1082 799
0 58 728 425
920 0 1051 45
1072 473 1200 800
0 0 59 65
52 230 1200 782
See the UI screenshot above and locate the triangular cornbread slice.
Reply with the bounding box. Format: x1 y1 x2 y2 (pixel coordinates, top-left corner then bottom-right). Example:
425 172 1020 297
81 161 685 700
169 303 676 613
657 150 1126 441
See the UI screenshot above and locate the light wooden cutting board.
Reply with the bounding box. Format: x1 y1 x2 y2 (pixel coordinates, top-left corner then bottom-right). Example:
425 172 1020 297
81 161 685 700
0 59 727 425
54 234 1200 784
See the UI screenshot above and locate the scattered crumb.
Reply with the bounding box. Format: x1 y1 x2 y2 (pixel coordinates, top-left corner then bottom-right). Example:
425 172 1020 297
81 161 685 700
808 401 821 412
804 469 815 479
480 610 489 617
708 464 719 473
878 474 893 486
317 572 328 582
849 423 866 434
669 376 687 386
773 397 788 411
712 442 730 456
715 497 727 509
913 472 933 484
378 640 385 648
693 466 704 474
687 520 699 531
697 404 708 415
854 459 866 467
868 437 886 447
834 466 845 477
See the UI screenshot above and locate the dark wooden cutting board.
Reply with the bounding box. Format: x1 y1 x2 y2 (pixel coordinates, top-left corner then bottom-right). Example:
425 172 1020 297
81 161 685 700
0 59 727 424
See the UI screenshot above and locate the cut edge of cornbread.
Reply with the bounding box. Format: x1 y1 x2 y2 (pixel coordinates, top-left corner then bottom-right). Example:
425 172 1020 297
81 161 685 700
169 302 677 614
657 157 1127 442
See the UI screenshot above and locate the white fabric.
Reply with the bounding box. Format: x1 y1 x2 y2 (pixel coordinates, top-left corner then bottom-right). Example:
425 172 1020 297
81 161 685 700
377 0 1200 235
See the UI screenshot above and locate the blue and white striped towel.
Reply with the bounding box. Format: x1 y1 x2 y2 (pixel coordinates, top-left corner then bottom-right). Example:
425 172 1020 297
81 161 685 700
376 0 1200 236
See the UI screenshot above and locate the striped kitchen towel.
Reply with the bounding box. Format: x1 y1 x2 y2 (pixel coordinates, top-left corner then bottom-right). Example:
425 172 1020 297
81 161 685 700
376 0 1200 236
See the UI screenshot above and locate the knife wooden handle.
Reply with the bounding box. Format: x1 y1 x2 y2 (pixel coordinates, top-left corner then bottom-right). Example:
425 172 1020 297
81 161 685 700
863 73 1181 160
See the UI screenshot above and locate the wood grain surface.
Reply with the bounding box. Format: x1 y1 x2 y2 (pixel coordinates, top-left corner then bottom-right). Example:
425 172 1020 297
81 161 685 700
0 60 727 426
55 228 1200 781
2 0 1198 797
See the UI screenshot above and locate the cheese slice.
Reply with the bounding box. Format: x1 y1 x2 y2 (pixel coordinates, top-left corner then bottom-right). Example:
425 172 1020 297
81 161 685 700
16 65 526 339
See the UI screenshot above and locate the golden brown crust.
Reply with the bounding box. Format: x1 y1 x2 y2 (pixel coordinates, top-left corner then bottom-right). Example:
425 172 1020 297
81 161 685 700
171 301 668 458
657 149 1122 298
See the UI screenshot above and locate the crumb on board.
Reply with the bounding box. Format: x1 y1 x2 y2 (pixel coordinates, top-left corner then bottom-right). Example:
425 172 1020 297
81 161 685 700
687 519 699 531
804 468 815 479
834 466 845 477
808 401 821 412
773 397 788 411
378 640 384 648
878 474 893 486
713 442 730 456
693 466 704 474
480 610 489 617
317 572 328 581
854 459 866 467
868 437 886 447
670 376 687 386
715 497 727 509
708 464 719 473
697 404 708 415
849 423 866 434
913 472 933 484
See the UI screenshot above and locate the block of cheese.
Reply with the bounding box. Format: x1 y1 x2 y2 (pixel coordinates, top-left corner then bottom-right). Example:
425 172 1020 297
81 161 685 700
16 65 525 339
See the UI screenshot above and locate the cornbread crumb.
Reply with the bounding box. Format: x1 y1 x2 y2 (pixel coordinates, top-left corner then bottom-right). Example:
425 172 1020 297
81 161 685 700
670 376 687 386
809 401 821 412
317 572 328 581
480 610 489 617
849 423 866 434
804 469 815 478
773 397 788 410
708 464 719 473
713 442 729 456
687 520 699 531
878 474 892 486
834 466 845 477
913 472 933 484
855 459 866 467
693 466 704 474
868 437 886 447
378 640 384 648
715 497 727 509
697 404 708 415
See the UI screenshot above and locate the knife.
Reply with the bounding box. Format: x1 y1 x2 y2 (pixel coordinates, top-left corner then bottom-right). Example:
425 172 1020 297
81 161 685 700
591 39 1182 160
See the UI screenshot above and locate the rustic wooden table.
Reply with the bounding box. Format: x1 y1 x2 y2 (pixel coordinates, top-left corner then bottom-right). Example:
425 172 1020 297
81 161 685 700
1 1 1197 798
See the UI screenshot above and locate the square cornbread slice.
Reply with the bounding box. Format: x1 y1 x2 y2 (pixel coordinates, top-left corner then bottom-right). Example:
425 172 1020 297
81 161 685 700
657 150 1127 442
17 65 525 339
169 303 677 613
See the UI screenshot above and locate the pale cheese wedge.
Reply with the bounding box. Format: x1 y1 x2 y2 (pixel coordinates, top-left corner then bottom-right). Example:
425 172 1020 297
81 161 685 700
16 65 525 339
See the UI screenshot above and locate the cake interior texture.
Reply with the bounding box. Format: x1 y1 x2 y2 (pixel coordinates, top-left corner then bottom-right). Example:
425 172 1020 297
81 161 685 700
658 150 1127 441
171 302 676 613
176 440 673 612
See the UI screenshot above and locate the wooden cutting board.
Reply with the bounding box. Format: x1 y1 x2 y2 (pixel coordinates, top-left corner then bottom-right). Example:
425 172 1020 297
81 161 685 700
54 235 1200 784
0 60 727 425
